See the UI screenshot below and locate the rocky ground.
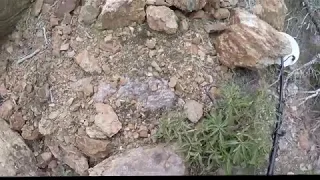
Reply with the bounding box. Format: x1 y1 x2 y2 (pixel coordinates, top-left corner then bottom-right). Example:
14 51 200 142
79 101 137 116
0 0 319 176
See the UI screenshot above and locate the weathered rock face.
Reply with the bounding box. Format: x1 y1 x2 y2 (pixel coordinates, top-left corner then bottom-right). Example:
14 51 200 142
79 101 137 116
46 137 89 175
253 0 287 31
78 5 100 25
54 0 80 18
97 0 146 29
146 6 178 34
0 119 38 176
0 0 31 37
147 0 207 12
215 9 292 69
88 145 186 176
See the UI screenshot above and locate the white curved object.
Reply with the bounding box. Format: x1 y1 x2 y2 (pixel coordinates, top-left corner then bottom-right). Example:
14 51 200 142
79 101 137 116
278 32 300 67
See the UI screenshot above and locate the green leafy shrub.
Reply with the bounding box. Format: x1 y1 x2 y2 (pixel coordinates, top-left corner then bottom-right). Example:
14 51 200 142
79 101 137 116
156 83 275 174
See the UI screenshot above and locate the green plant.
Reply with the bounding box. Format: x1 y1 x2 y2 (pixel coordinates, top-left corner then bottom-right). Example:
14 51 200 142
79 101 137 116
156 83 276 175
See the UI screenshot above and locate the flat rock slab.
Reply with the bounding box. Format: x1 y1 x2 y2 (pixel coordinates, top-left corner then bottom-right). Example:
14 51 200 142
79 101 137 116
89 145 186 176
0 119 38 176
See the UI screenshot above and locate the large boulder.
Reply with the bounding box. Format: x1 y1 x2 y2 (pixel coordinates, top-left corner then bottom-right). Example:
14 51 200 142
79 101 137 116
253 0 288 31
0 0 31 38
214 9 292 69
0 119 39 176
96 0 146 30
88 145 186 176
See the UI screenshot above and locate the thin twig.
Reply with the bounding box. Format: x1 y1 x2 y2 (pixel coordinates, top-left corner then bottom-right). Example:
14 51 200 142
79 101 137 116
43 27 48 45
17 48 41 64
298 88 320 106
284 54 320 89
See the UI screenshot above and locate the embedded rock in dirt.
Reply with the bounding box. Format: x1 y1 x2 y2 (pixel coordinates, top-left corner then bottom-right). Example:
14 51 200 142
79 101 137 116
21 124 40 140
147 0 207 12
0 100 13 120
75 49 102 74
146 6 178 34
88 145 186 176
38 117 56 136
36 152 53 168
94 103 122 138
253 0 287 31
86 125 108 139
214 9 292 69
54 0 80 18
76 136 112 159
93 82 117 103
46 138 89 175
97 0 146 29
9 112 25 131
117 78 176 111
70 77 94 97
78 5 100 25
213 8 230 20
184 100 203 123
0 119 38 176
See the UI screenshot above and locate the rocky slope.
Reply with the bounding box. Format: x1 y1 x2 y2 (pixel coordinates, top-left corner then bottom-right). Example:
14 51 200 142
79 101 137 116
0 0 318 176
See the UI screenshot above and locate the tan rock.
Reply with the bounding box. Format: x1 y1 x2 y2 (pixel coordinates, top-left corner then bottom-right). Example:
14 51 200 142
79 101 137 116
213 8 230 20
38 117 56 136
70 77 94 97
253 0 287 31
94 103 122 137
86 125 108 139
46 140 89 175
0 119 38 176
21 124 40 140
89 145 186 176
78 5 100 25
184 100 203 123
76 136 112 159
75 49 102 74
146 6 178 34
97 0 146 29
37 152 53 168
214 9 291 69
0 100 13 120
9 112 25 131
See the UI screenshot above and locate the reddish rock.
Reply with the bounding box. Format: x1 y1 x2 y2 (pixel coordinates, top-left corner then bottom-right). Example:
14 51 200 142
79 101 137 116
76 136 112 159
214 9 291 69
94 103 122 137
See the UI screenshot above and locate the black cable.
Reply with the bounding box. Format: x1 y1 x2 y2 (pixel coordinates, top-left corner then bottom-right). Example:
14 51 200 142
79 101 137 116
266 55 294 175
